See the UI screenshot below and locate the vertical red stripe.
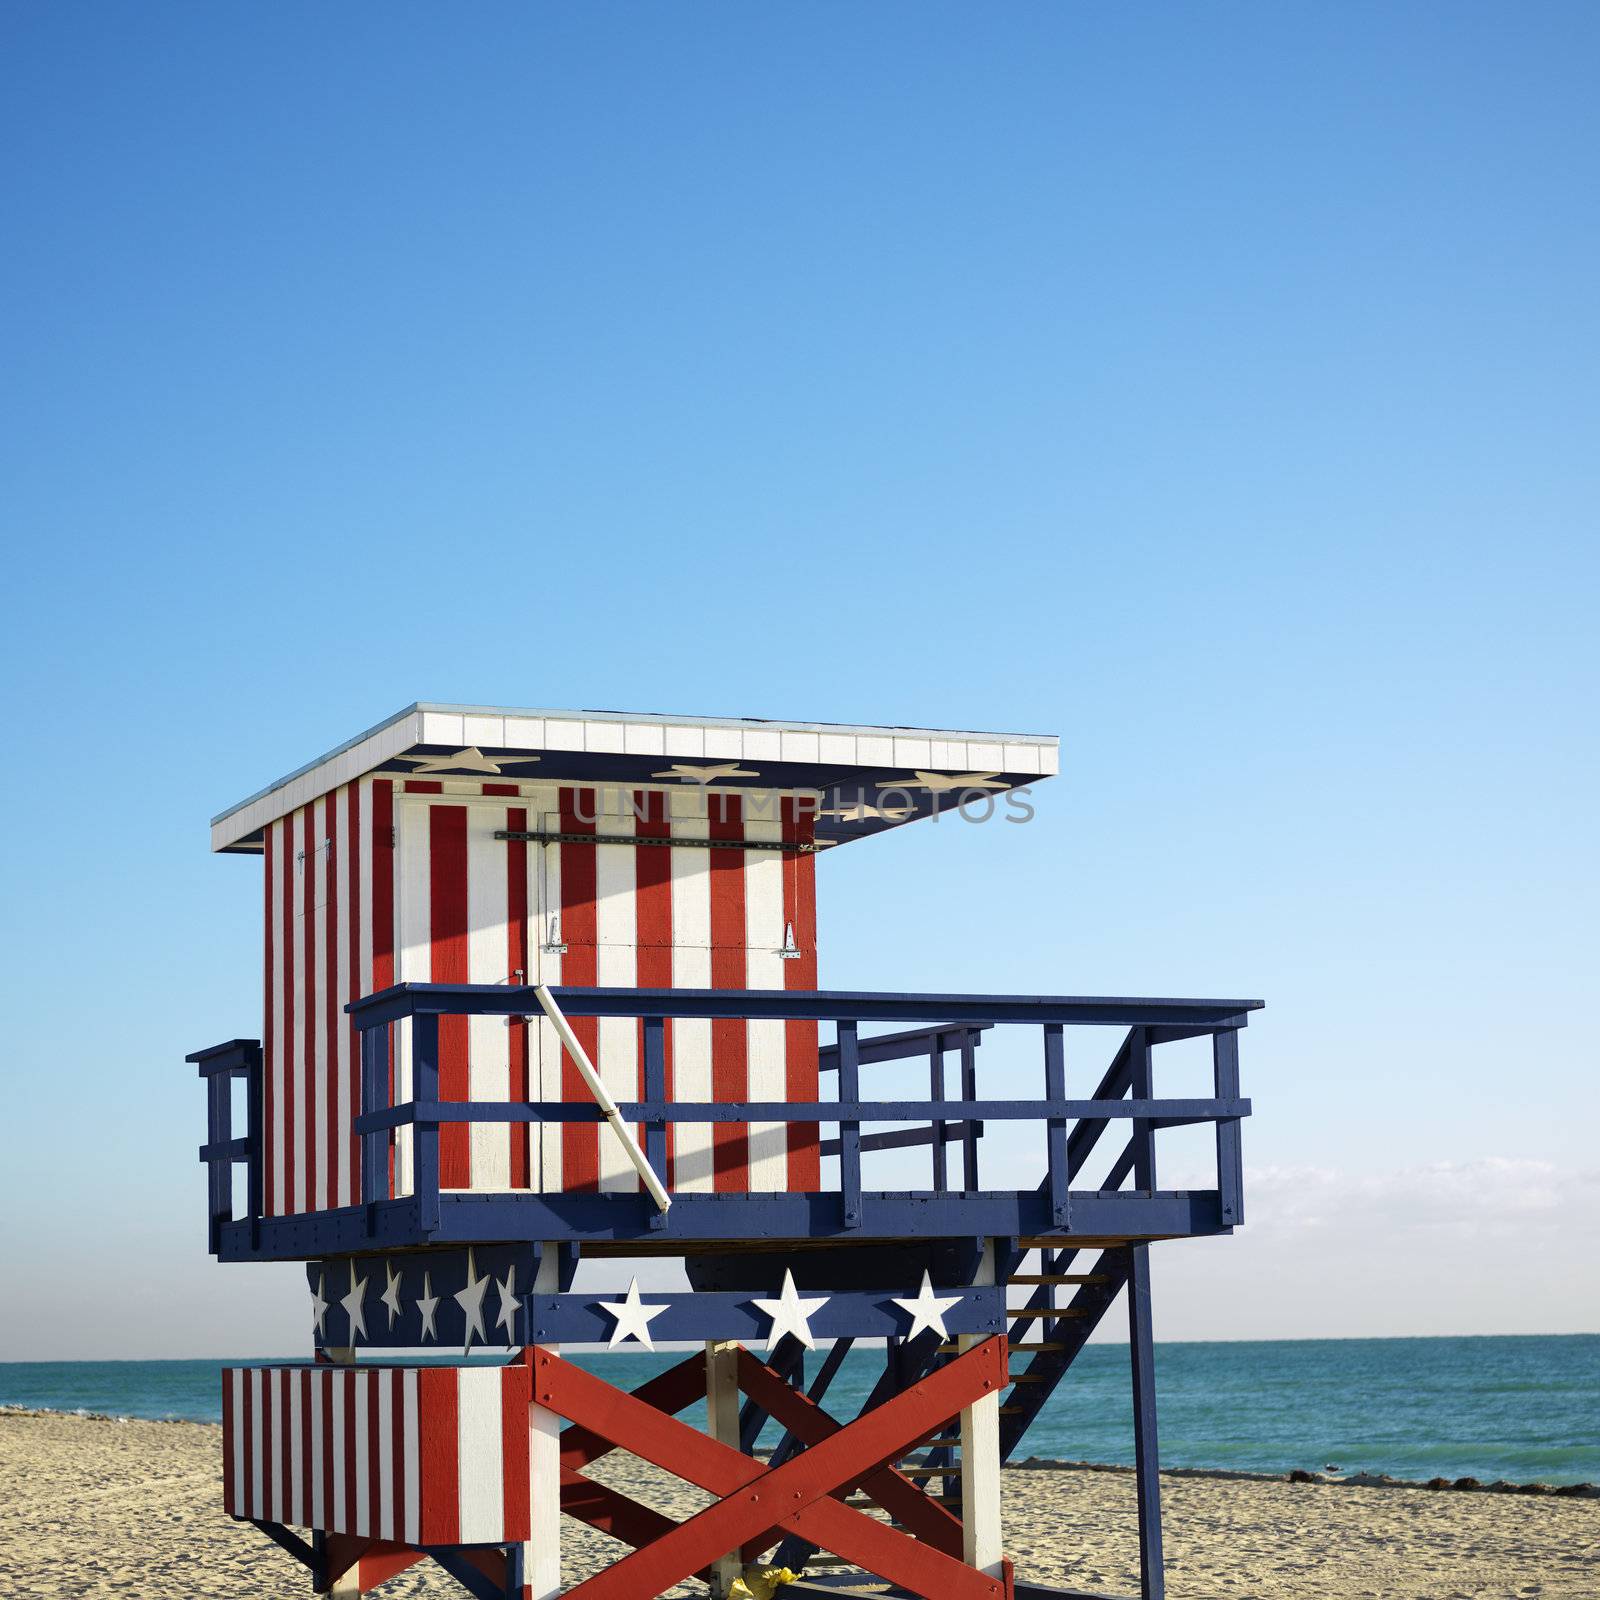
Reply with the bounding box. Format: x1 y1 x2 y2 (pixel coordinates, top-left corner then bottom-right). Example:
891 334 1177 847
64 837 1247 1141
391 1368 407 1540
366 1370 382 1538
282 816 296 1216
430 805 471 1187
222 1371 235 1517
326 795 341 1208
506 806 530 1189
633 791 674 1181
263 831 276 1216
558 788 599 1191
372 780 395 1199
783 796 821 1191
321 1367 336 1530
405 779 443 794
500 1365 530 1539
343 1369 358 1533
419 1368 461 1545
299 1368 314 1525
241 1371 254 1518
303 804 317 1215
708 793 749 1191
346 783 361 1209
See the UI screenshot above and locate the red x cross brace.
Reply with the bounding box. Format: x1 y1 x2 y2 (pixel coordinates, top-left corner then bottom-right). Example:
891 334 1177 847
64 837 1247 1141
532 1336 1010 1600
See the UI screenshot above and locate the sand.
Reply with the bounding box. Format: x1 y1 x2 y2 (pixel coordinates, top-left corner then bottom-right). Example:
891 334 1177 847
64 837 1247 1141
2 1411 1595 1599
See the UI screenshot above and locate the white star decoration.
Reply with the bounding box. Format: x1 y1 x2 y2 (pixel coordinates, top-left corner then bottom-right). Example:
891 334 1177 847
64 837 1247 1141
380 1261 404 1329
494 1265 519 1343
597 1278 670 1351
341 1261 368 1341
892 1271 963 1341
311 1271 329 1339
904 770 1007 793
750 1269 830 1351
651 761 760 784
416 1272 440 1342
455 1249 492 1351
398 746 537 776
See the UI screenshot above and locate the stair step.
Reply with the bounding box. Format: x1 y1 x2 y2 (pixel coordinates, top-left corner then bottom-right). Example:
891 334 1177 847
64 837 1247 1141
898 1466 961 1478
1009 1307 1090 1321
1008 1374 1053 1384
1009 1342 1067 1353
998 1405 1025 1416
1009 1273 1108 1286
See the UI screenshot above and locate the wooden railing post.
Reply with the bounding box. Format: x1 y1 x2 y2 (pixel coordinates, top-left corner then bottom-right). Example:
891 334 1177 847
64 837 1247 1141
929 1032 948 1192
244 1043 263 1248
643 1016 669 1230
205 1068 227 1255
1129 1026 1156 1193
413 1014 441 1235
1043 1023 1070 1229
959 1028 980 1191
1212 1028 1243 1226
836 1020 862 1229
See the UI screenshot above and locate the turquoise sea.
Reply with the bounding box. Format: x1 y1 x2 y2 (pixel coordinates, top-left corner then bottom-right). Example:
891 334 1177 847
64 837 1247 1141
3 1334 1595 1486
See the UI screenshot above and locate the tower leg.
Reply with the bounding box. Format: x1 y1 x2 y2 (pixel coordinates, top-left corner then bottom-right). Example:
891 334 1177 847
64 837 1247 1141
525 1246 564 1600
706 1339 743 1597
1127 1244 1164 1600
322 1346 362 1598
959 1241 1002 1579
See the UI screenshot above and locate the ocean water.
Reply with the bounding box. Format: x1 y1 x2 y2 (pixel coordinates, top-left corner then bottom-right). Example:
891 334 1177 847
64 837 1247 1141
2 1334 1594 1486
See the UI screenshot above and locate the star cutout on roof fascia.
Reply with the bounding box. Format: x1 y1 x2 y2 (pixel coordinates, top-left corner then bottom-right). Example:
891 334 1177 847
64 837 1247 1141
815 802 914 823
397 746 538 776
651 762 760 784
901 771 1007 793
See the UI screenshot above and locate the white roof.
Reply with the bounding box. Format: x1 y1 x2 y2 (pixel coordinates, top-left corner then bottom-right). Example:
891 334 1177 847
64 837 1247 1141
211 702 1060 853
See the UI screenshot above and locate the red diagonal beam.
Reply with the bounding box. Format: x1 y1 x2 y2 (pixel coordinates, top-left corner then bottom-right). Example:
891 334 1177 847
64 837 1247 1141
734 1350 963 1558
533 1339 1008 1600
552 1348 708 1472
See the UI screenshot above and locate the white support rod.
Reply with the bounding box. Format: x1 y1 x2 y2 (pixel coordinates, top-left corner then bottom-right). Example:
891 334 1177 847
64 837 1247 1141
533 984 672 1213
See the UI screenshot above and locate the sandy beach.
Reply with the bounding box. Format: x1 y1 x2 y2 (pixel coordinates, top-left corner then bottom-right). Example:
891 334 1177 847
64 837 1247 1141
2 1411 1594 1599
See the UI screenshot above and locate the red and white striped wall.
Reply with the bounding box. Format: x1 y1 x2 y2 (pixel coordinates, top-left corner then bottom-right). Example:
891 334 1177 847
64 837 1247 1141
222 1363 530 1546
262 778 819 1216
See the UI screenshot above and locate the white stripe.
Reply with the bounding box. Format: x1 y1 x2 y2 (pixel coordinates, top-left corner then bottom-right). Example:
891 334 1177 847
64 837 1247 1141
288 1368 304 1525
378 1368 396 1540
743 816 789 1190
455 1367 504 1543
331 1370 348 1534
403 1369 421 1545
291 809 307 1214
251 1369 265 1519
353 1368 370 1537
266 1369 282 1522
467 806 512 1189
270 823 286 1217
310 1369 324 1531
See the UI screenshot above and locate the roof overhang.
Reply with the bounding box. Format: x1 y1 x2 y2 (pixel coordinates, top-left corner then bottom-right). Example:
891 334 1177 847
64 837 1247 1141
211 703 1059 854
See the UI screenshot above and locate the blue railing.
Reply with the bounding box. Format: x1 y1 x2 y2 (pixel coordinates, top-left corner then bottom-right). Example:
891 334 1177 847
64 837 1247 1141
338 984 1257 1238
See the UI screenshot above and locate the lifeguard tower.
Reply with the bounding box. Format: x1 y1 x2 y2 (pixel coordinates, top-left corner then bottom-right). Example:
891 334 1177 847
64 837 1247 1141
193 702 1258 1600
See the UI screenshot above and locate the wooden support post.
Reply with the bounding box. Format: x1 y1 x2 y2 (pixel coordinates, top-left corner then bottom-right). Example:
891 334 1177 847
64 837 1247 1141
1127 1244 1164 1600
526 1245 563 1600
1043 1024 1069 1230
960 1240 1003 1580
930 1034 949 1192
321 1344 362 1598
706 1340 743 1597
642 1016 669 1230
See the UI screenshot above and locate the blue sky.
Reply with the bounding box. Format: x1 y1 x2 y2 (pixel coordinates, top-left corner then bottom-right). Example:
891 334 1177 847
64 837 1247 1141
1 3 1595 1358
